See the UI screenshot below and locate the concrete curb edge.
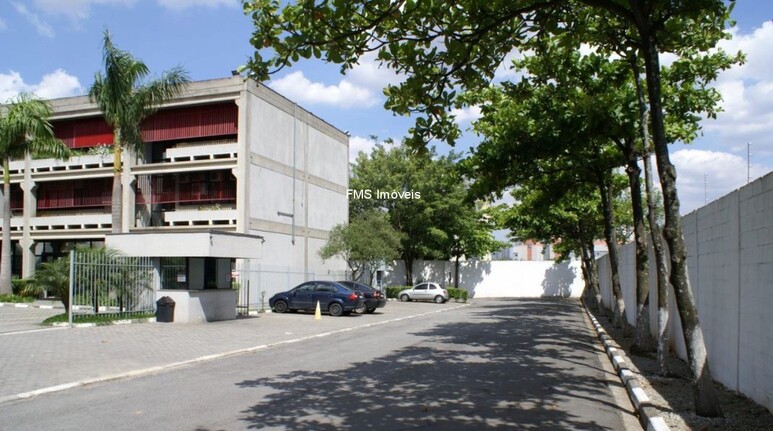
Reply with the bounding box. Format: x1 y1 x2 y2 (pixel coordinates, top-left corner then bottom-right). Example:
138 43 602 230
583 303 671 431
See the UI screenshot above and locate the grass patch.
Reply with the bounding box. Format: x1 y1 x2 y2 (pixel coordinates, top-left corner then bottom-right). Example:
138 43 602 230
43 312 156 326
0 294 35 303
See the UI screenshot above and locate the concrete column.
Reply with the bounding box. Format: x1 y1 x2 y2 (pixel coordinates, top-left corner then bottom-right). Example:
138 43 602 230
235 91 250 234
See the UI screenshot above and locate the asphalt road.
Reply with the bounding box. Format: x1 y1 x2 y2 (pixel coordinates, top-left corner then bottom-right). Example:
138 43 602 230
0 299 639 430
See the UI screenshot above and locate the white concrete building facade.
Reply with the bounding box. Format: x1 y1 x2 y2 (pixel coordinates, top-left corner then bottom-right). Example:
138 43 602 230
2 77 348 319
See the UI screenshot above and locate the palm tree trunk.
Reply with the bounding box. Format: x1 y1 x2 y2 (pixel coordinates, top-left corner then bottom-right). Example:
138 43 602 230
640 32 722 417
111 131 123 234
1 159 13 295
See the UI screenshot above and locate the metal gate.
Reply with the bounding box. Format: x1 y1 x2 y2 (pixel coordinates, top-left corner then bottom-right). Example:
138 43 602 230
68 250 157 325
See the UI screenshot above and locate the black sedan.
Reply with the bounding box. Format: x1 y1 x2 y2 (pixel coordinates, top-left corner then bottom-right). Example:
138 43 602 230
269 281 364 316
337 280 387 314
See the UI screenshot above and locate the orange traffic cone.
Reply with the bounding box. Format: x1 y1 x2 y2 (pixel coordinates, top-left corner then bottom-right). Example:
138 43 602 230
314 301 322 320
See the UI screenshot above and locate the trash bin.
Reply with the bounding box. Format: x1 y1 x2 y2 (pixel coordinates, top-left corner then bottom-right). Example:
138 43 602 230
156 296 176 323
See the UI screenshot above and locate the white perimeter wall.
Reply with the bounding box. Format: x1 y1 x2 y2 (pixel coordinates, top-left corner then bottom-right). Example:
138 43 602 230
381 259 584 298
597 171 773 412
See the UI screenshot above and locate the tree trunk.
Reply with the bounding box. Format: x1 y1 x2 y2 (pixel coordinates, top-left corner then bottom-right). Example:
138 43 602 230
403 256 414 286
454 255 460 288
583 236 605 316
111 130 123 234
0 160 13 295
640 33 722 417
627 76 654 353
597 172 626 332
633 56 669 368
645 152 671 375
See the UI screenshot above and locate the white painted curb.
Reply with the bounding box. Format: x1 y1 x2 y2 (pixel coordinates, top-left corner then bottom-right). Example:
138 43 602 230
583 302 671 431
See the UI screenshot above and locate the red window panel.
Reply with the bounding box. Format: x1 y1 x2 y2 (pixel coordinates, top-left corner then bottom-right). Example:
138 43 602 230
10 186 23 210
36 179 111 210
52 118 113 149
138 172 236 205
141 103 238 142
51 102 238 149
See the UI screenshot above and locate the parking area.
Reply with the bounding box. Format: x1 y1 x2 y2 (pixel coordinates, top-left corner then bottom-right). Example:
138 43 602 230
0 299 468 402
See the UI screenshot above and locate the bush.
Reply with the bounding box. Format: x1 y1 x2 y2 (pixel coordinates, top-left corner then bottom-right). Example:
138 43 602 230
385 286 411 299
447 288 468 302
0 294 35 303
11 277 32 296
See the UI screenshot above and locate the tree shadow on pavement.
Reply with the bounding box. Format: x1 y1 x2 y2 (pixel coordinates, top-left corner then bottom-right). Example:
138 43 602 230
235 299 633 430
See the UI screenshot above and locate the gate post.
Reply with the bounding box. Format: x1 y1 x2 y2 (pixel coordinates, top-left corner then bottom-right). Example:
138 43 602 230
68 250 75 328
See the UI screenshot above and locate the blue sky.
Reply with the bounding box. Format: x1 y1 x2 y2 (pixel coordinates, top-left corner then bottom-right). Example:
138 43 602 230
1 0 771 214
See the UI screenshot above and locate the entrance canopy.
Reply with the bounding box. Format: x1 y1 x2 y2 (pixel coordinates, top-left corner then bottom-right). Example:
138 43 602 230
105 230 264 259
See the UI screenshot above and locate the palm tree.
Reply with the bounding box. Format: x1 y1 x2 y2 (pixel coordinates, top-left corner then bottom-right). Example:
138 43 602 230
89 30 189 233
0 93 70 295
20 256 70 313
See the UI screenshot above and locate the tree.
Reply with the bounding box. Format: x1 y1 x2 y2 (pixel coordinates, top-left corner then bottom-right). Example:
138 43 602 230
0 93 70 295
89 30 189 233
243 0 736 416
319 210 402 284
350 143 499 285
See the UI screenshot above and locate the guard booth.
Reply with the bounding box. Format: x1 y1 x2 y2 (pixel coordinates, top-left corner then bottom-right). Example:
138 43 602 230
106 230 264 323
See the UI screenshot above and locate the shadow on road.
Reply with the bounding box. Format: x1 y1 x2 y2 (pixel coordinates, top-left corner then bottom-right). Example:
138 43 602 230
235 299 630 430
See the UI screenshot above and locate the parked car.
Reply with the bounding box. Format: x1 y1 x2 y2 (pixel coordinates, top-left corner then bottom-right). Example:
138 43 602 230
269 281 364 316
337 280 387 313
398 282 449 303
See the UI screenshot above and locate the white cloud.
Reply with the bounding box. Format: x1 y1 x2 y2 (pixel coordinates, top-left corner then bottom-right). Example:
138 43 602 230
156 0 239 10
0 17 7 31
450 105 482 124
31 0 136 22
348 135 377 161
1 70 83 103
701 22 773 165
270 71 377 109
347 51 405 89
12 2 54 38
671 149 767 213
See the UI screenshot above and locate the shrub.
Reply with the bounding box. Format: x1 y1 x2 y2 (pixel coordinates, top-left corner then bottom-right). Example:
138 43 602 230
0 294 35 303
11 277 32 296
385 286 411 299
447 288 468 302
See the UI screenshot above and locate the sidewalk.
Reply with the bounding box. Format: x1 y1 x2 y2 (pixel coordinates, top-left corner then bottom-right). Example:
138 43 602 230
0 301 467 404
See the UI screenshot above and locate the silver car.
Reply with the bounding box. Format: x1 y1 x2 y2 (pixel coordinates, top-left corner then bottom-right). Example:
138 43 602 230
398 282 449 303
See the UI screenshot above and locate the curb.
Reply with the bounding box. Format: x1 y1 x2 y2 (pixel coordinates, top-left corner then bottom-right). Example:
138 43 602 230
50 317 157 328
583 303 670 431
0 302 64 310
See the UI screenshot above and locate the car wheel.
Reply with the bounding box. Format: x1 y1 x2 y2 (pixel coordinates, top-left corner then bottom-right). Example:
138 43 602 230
329 303 343 316
400 294 410 302
273 300 288 313
434 295 445 304
366 307 376 314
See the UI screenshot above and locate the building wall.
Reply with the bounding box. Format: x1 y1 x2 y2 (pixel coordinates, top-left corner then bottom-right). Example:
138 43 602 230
596 170 773 413
243 82 348 273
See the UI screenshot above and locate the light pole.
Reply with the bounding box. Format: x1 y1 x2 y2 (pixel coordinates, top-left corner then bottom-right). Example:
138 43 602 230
747 142 752 184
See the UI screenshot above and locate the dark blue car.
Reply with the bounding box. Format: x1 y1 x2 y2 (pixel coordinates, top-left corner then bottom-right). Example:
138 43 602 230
269 281 364 316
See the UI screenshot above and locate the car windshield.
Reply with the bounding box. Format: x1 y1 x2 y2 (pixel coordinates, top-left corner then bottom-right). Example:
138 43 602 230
339 281 374 292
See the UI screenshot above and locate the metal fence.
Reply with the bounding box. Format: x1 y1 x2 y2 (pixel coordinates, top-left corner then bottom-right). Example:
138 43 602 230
233 262 351 315
68 250 157 325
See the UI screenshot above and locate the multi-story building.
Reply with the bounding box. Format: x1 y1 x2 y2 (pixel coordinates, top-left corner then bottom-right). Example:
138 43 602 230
2 76 348 320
